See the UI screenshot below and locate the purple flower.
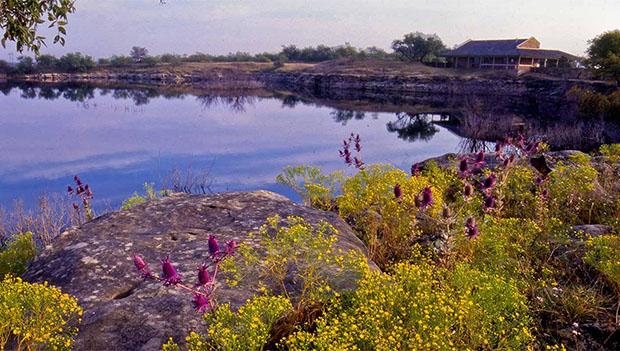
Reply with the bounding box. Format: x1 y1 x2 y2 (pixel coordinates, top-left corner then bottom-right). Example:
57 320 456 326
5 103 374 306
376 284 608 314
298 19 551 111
394 183 402 200
67 186 74 194
354 156 364 169
193 293 211 313
474 151 485 165
161 256 182 285
411 163 421 176
225 240 238 255
484 195 495 210
74 175 82 186
541 188 549 199
483 174 496 189
133 255 151 277
208 235 220 256
197 264 212 286
465 217 479 239
535 176 546 186
463 183 473 198
420 186 433 209
459 159 469 174
354 134 361 152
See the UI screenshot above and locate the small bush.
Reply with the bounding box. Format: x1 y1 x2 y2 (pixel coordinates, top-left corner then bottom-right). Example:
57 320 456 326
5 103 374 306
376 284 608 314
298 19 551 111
600 143 620 163
276 165 342 210
163 295 291 351
337 164 443 266
0 232 36 278
585 234 620 289
0 276 83 350
221 215 367 306
285 260 533 350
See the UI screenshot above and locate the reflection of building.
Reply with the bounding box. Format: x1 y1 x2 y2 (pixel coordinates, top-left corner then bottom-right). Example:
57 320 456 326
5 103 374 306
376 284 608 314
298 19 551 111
440 38 578 73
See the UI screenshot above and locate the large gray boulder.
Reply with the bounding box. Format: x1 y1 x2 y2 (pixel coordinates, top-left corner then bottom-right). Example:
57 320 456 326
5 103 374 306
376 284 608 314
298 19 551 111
24 191 373 351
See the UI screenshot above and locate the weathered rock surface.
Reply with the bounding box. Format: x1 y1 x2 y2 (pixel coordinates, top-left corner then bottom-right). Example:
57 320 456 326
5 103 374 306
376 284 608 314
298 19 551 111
24 191 373 351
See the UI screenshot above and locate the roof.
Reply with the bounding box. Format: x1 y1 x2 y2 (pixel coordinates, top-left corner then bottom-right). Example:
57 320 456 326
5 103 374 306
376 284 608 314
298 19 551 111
440 38 578 60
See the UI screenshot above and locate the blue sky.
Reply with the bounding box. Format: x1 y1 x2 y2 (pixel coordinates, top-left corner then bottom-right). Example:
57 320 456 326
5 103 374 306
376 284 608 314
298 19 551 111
1 0 618 60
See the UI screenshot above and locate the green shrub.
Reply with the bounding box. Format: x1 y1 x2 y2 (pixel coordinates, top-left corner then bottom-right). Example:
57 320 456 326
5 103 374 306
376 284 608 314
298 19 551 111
0 276 82 350
163 295 291 351
276 166 343 211
584 234 620 289
120 183 159 210
547 162 600 224
221 215 367 307
337 164 443 267
0 232 36 278
600 144 620 163
495 165 539 219
285 261 533 350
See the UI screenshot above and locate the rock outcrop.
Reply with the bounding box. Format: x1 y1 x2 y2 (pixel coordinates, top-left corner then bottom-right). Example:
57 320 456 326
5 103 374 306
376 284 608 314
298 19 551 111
24 191 373 351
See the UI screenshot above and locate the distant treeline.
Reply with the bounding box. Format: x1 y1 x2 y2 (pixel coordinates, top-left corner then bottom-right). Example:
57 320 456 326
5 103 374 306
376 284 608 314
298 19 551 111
0 32 451 75
0 44 395 75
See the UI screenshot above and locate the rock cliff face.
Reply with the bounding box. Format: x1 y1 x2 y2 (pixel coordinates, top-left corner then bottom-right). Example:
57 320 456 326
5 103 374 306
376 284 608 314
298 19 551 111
23 191 373 351
14 69 615 98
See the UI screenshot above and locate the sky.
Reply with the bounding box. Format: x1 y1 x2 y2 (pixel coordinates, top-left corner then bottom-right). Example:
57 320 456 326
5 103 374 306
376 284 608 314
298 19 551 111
1 0 619 60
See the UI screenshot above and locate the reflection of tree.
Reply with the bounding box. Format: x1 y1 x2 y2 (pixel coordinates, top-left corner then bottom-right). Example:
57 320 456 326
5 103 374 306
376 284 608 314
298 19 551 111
280 95 301 108
331 109 366 125
196 94 257 113
458 138 493 154
386 112 440 142
111 88 160 105
0 84 13 96
61 86 95 102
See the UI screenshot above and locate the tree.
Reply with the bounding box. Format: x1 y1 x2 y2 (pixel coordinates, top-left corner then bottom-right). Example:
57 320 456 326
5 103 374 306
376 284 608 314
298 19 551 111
36 54 60 71
0 0 74 54
130 46 149 63
14 56 35 74
0 59 11 74
392 32 446 62
58 52 95 72
586 30 620 84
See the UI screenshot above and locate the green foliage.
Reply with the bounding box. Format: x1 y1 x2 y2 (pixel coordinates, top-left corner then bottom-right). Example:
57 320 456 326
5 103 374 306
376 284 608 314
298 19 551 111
207 296 292 351
120 183 159 210
0 0 74 53
600 143 620 163
163 296 292 351
391 32 447 62
587 30 620 83
57 52 95 72
0 232 36 278
14 56 36 74
276 165 342 210
221 215 367 307
546 162 601 224
109 55 134 67
0 275 82 350
585 235 620 289
496 165 540 219
286 260 533 350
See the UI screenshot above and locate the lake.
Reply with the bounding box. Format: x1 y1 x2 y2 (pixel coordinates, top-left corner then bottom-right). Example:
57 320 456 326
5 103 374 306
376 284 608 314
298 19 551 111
1 82 617 210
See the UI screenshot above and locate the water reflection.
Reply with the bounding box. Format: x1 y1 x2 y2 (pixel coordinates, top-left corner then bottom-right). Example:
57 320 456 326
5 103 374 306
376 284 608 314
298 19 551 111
1 81 618 209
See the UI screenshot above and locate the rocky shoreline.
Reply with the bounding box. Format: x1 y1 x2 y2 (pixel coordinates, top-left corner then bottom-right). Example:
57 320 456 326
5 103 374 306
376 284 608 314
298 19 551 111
10 68 615 98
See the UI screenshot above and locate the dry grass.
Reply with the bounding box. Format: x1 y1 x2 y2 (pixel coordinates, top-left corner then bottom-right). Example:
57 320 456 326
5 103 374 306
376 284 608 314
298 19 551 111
0 194 81 245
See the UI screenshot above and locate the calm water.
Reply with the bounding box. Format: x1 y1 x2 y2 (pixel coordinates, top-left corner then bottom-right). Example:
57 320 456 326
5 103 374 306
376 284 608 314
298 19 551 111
0 83 467 209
